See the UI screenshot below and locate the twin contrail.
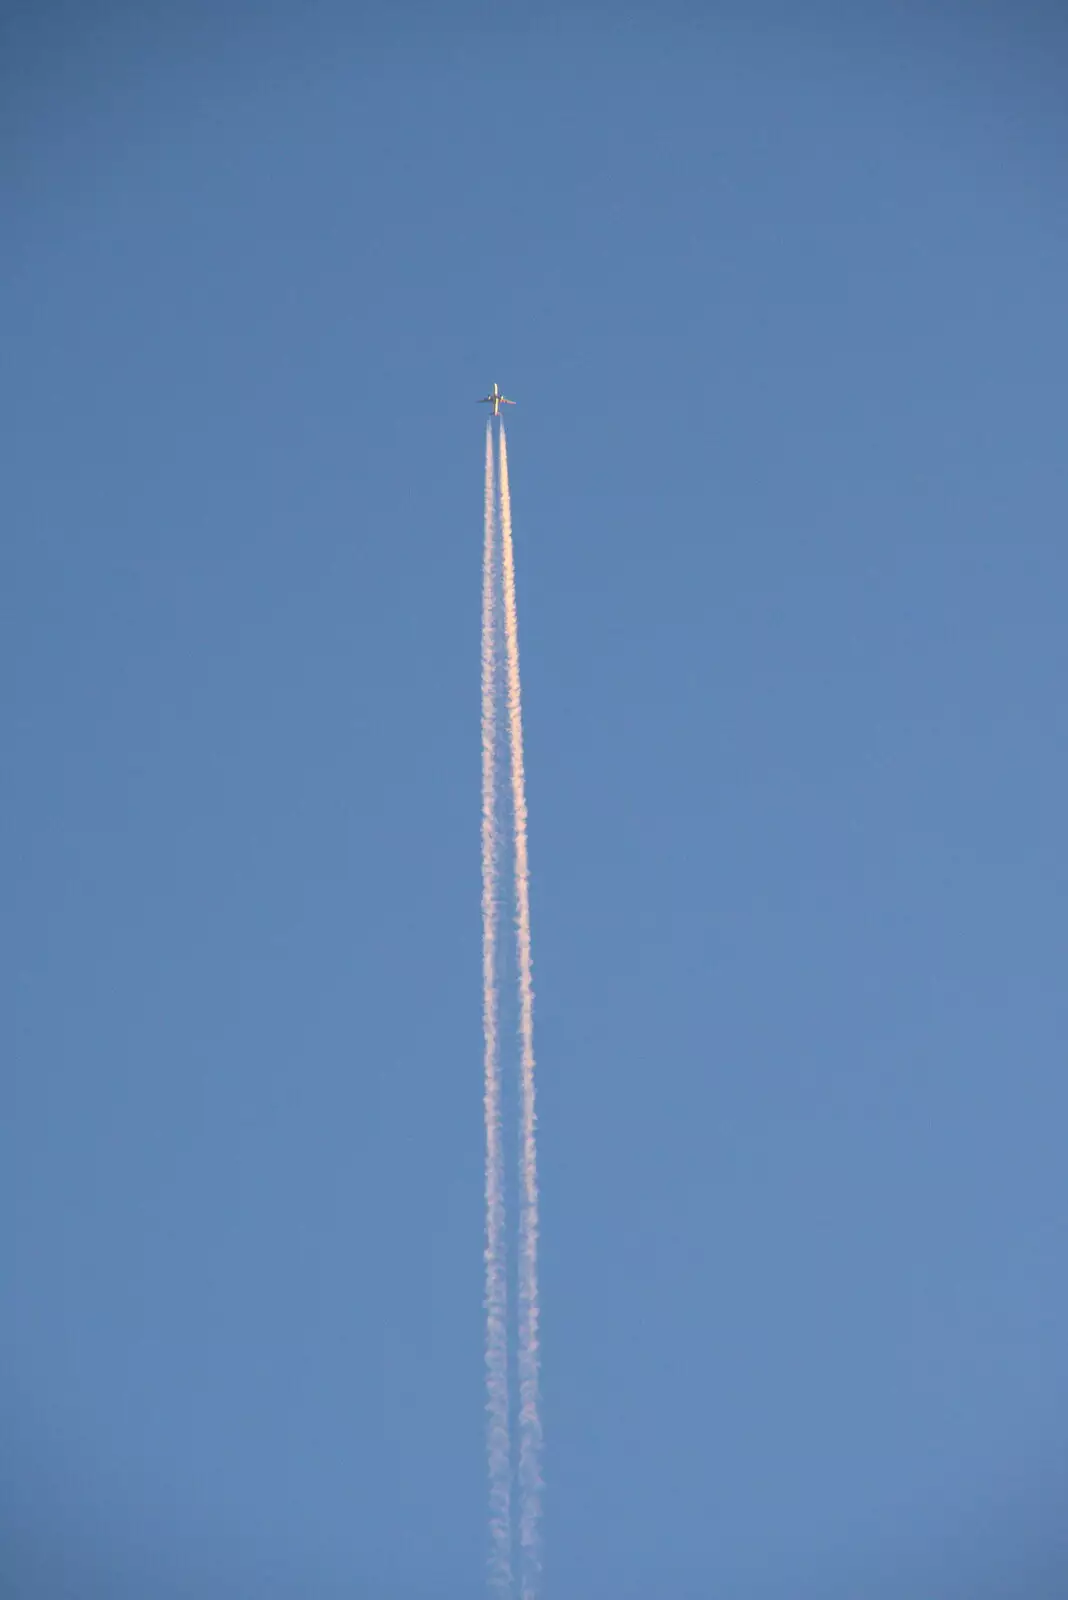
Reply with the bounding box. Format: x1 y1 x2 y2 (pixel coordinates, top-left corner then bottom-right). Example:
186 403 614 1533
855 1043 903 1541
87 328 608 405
481 418 542 1599
482 421 512 1593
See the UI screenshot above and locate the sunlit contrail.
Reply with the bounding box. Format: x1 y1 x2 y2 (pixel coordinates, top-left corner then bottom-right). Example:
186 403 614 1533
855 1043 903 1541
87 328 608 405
497 422 542 1598
481 421 512 1595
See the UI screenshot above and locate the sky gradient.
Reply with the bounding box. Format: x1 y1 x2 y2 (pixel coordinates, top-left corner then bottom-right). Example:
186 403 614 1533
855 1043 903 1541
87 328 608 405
5 4 1068 1596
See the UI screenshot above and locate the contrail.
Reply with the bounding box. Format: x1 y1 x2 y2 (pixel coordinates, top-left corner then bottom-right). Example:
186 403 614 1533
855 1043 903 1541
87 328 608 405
481 421 512 1594
497 422 542 1597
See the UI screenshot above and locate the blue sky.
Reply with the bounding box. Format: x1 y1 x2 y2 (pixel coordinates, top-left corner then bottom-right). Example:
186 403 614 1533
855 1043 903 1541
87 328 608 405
5 4 1068 1596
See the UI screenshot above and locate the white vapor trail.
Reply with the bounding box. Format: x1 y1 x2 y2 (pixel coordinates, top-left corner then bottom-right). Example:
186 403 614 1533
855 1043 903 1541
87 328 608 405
497 422 543 1600
481 421 512 1596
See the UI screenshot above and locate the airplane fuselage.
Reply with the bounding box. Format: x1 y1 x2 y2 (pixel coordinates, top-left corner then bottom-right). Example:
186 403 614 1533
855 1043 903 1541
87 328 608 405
479 382 515 416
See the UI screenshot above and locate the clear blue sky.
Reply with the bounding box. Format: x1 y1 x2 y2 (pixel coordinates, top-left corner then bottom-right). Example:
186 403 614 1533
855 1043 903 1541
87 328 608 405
5 5 1067 1596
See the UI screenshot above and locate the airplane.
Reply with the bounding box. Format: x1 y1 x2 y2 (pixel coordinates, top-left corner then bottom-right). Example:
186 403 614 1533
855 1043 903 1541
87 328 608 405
478 382 515 417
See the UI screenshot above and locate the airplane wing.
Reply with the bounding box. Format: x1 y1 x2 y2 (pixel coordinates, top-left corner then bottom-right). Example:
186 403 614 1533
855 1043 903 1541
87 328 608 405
502 398 516 405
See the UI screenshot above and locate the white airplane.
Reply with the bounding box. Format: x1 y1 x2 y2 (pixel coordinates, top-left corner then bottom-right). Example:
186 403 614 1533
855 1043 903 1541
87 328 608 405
478 382 515 417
